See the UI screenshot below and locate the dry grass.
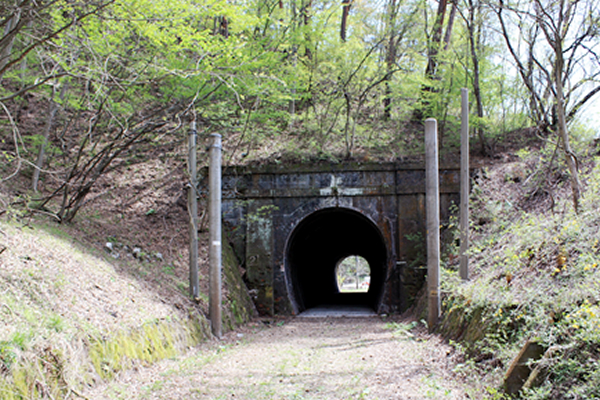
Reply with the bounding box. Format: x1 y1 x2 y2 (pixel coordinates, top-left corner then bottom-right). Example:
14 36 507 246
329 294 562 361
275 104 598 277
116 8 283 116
0 218 209 398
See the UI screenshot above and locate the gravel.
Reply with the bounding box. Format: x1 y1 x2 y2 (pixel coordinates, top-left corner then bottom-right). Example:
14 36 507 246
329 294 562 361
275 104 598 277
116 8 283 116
87 316 487 399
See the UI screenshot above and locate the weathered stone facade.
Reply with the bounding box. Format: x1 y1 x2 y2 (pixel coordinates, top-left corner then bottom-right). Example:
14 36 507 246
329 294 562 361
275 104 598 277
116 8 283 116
203 162 460 316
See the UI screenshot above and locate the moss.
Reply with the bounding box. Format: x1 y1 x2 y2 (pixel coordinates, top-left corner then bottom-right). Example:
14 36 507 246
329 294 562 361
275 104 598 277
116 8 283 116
221 231 256 331
0 316 210 399
89 317 207 380
438 299 487 354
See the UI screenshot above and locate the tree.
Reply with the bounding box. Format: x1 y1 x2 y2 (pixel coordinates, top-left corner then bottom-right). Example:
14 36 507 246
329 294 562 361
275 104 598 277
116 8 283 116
0 1 115 184
383 0 399 120
0 1 114 83
458 0 488 154
495 0 600 211
412 0 450 121
2 0 280 221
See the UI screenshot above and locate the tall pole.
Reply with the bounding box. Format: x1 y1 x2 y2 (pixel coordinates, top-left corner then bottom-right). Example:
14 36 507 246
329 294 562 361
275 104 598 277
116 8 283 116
188 122 199 299
425 118 440 331
209 133 222 339
460 88 470 281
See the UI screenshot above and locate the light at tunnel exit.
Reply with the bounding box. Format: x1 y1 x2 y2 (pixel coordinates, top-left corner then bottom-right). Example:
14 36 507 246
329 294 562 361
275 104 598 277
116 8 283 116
336 255 370 293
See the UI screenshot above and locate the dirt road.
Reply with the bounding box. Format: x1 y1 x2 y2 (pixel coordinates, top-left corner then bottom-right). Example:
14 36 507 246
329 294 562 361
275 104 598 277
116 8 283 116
86 317 487 399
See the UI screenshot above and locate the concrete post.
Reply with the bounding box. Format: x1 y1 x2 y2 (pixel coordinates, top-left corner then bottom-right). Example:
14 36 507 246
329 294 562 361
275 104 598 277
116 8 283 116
425 118 440 331
460 88 470 281
209 133 223 339
187 122 199 299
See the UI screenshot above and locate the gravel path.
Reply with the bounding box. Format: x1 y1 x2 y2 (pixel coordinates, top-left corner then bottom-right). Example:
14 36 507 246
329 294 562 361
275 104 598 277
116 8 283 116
86 317 486 399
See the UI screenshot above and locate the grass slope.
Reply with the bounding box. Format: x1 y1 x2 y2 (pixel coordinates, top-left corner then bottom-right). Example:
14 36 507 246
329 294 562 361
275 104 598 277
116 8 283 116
441 149 600 399
0 219 210 399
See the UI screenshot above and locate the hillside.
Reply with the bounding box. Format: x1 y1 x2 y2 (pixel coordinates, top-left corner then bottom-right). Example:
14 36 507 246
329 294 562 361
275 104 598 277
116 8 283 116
438 145 600 398
2 123 600 399
0 144 259 398
2 0 600 398
0 217 210 398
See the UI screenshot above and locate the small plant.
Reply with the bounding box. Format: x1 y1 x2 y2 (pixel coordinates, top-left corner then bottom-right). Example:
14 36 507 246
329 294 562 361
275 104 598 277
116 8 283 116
162 265 176 275
47 314 65 332
0 341 17 372
386 320 418 340
235 200 280 224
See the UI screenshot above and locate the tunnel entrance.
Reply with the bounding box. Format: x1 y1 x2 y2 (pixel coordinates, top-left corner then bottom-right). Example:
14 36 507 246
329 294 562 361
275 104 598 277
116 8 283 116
285 208 388 314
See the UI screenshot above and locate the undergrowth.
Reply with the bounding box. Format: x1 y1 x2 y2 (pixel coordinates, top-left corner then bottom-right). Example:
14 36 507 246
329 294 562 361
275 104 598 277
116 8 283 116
441 149 600 399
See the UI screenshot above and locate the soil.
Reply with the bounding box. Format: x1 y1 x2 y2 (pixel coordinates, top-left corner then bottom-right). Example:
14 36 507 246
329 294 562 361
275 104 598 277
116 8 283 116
84 316 488 399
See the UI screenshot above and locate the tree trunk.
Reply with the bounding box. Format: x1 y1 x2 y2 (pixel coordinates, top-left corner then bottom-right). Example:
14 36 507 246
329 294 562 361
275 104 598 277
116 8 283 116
19 20 33 85
301 0 313 60
413 0 448 121
32 82 68 192
214 16 229 38
383 0 397 120
0 10 20 81
289 0 298 117
343 89 352 158
554 32 581 212
443 0 457 50
340 0 351 42
467 0 487 155
32 88 58 192
424 0 448 81
532 0 581 211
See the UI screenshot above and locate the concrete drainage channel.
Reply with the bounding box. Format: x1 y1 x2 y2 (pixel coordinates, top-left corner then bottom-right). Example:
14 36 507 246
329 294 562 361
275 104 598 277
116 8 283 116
297 305 378 318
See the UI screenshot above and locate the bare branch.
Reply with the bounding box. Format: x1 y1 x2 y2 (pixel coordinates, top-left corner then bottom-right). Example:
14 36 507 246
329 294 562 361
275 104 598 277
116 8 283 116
566 85 600 123
0 101 23 182
0 1 115 78
0 73 68 102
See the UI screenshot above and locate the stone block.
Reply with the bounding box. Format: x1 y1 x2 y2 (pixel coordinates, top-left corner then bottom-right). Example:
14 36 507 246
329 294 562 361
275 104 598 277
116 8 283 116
503 340 546 395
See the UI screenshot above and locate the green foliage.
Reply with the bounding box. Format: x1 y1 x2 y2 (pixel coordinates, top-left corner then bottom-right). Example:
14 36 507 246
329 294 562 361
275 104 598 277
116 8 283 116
235 200 279 224
5 0 580 219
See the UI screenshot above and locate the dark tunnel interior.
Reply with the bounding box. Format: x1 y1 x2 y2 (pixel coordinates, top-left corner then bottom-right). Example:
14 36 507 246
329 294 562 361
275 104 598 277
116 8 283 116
285 208 388 313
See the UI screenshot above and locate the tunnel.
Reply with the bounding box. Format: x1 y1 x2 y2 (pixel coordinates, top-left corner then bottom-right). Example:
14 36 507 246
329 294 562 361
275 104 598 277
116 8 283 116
284 207 388 313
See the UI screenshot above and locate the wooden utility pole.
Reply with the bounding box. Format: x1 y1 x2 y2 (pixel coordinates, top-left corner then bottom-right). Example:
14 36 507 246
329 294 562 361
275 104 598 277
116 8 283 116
460 88 470 281
425 118 440 331
209 133 223 339
188 121 200 299
188 121 199 300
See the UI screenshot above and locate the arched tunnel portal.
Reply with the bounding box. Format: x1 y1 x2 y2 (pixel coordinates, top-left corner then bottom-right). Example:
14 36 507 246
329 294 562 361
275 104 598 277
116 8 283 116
215 162 462 316
285 208 388 313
